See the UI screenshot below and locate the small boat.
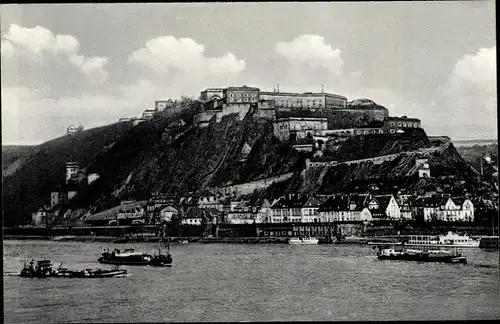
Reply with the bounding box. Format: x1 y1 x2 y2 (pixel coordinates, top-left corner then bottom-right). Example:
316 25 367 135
375 245 467 264
98 248 172 266
19 260 127 278
288 237 319 245
405 231 480 248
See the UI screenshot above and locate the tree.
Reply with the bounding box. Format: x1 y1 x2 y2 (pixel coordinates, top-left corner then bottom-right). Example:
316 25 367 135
76 124 84 132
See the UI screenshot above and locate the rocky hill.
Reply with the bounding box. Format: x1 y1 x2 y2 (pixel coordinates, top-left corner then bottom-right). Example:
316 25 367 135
2 102 494 226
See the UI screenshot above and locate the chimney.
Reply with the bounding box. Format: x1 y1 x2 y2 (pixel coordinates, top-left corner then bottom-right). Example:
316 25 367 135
277 82 280 93
321 85 324 93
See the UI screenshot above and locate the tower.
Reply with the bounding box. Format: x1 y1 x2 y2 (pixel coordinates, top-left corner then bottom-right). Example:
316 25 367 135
66 162 81 184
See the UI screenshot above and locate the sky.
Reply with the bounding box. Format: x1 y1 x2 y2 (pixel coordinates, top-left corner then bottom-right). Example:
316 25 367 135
1 2 497 145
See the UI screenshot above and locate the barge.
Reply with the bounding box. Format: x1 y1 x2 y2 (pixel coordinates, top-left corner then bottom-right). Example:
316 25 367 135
375 245 467 264
20 260 127 278
98 248 172 266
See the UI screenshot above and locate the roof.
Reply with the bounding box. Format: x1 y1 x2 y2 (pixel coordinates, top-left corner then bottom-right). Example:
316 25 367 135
260 91 346 99
348 98 377 106
451 197 468 206
160 206 178 213
166 119 186 129
226 85 260 91
411 196 446 208
349 194 371 211
373 195 394 210
384 116 421 123
271 194 322 209
317 196 349 212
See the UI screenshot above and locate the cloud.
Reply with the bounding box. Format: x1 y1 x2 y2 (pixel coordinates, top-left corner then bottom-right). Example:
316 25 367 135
1 24 108 83
128 35 246 78
275 34 344 75
1 79 167 144
435 46 497 138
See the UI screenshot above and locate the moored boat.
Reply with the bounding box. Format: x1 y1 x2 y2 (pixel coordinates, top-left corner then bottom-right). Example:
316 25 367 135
375 245 467 264
19 260 128 278
288 237 319 245
405 231 480 248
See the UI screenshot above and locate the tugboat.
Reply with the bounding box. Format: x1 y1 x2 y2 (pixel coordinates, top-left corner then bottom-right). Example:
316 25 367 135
19 260 128 278
375 245 467 264
98 248 172 266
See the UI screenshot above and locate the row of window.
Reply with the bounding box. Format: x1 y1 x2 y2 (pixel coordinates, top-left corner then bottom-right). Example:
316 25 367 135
229 93 258 98
388 122 420 128
228 98 258 103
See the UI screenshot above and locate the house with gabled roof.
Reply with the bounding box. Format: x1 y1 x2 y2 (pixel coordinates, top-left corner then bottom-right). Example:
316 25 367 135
367 194 401 220
270 194 324 223
317 195 372 222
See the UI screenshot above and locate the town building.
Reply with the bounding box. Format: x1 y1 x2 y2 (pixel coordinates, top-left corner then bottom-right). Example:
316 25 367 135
181 190 223 212
383 116 421 133
159 206 179 223
67 125 79 136
223 86 260 104
155 99 176 111
50 191 68 209
260 91 347 109
66 162 81 184
411 195 475 222
119 117 133 123
273 117 328 142
317 195 373 222
142 110 156 120
32 208 48 226
131 117 146 127
270 194 323 223
181 207 216 226
200 88 225 102
396 194 415 220
367 194 401 220
224 201 256 224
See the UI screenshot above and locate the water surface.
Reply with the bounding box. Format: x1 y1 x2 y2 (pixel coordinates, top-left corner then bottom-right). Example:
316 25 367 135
3 240 499 322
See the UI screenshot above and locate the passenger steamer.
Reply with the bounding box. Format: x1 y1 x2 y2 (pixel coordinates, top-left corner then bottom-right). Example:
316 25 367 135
405 231 480 248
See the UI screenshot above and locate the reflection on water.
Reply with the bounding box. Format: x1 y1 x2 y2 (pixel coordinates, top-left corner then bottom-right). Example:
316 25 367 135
3 240 500 323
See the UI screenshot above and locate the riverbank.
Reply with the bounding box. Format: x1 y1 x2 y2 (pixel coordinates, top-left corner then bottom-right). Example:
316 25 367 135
4 235 401 245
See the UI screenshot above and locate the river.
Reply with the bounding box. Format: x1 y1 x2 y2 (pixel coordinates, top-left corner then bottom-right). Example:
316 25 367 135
3 240 499 322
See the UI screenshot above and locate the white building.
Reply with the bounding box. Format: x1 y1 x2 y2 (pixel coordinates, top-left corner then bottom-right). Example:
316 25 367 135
260 91 347 109
367 195 401 220
412 196 475 222
66 162 80 184
318 195 373 222
159 206 178 223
